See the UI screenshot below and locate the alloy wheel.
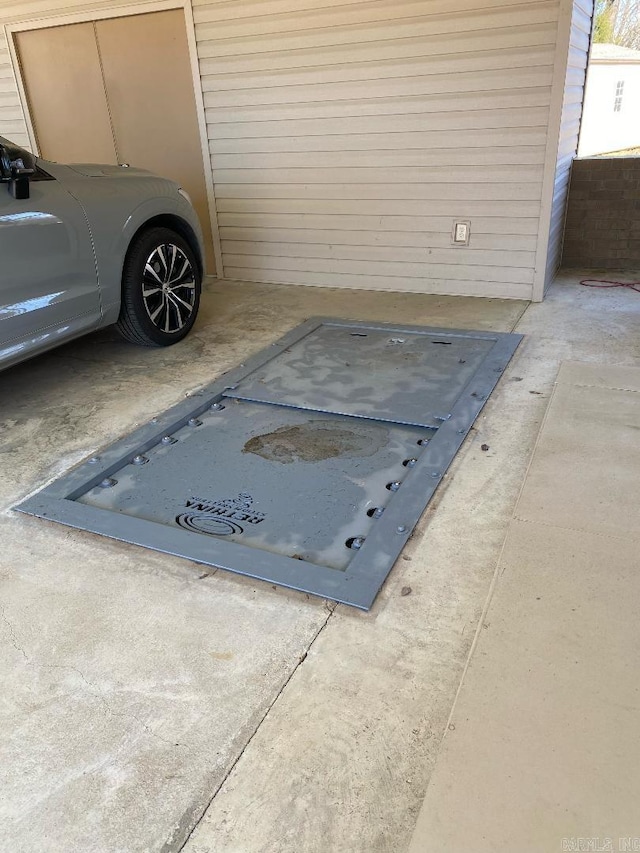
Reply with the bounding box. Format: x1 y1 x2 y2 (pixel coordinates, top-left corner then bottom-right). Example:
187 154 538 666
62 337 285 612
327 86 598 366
142 243 197 334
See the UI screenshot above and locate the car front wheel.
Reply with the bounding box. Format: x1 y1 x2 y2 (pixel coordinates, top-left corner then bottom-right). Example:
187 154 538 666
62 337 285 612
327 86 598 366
116 226 201 346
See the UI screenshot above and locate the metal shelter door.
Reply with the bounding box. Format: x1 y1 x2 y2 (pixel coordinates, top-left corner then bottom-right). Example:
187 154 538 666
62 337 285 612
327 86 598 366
17 318 522 610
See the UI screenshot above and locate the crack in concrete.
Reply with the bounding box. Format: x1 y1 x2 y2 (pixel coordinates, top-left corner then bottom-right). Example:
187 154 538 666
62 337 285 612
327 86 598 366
510 302 530 334
0 607 181 747
42 663 182 746
163 600 337 853
0 604 28 660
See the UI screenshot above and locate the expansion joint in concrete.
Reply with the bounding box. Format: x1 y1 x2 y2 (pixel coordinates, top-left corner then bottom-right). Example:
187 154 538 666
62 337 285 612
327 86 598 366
164 600 337 853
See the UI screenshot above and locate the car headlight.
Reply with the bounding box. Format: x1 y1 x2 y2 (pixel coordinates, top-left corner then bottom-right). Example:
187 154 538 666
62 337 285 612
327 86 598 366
178 187 193 205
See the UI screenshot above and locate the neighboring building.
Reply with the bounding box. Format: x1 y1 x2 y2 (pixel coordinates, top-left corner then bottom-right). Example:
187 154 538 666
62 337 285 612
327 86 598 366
578 42 640 156
0 0 594 301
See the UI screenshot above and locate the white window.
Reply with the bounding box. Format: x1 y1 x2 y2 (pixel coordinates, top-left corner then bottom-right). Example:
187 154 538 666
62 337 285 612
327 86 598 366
614 80 624 112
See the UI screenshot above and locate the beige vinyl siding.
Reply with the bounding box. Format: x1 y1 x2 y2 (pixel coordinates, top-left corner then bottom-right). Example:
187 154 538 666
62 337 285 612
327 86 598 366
196 0 560 298
543 0 593 290
0 43 27 145
0 0 586 300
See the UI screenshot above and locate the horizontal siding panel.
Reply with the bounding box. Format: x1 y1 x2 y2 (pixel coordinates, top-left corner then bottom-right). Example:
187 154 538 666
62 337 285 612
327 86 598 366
194 0 552 31
221 240 537 269
0 106 23 124
195 4 558 56
213 166 545 185
549 223 564 246
560 102 582 124
565 80 585 101
223 253 535 283
219 226 539 251
207 108 551 139
555 150 575 172
546 253 560 280
0 93 21 110
550 180 570 211
194 0 548 32
548 222 563 250
7 134 30 147
0 121 28 137
218 215 541 238
200 45 556 91
1 28 24 142
548 232 563 258
558 120 581 146
209 125 547 154
563 89 585 108
192 0 414 16
565 66 587 87
546 254 560 280
569 26 590 52
548 218 564 243
549 211 564 234
572 6 592 36
568 46 588 67
197 23 558 71
557 138 578 161
548 216 565 241
575 0 592 14
567 44 588 67
216 197 543 218
216 182 543 201
557 142 577 167
211 146 547 169
205 88 552 124
210 127 550 154
203 66 554 108
223 268 534 299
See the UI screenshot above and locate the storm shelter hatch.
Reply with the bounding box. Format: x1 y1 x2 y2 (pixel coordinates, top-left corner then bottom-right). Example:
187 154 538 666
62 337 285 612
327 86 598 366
17 318 522 609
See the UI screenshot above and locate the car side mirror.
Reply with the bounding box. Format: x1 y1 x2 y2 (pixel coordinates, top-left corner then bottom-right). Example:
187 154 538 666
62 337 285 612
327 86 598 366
9 170 33 200
0 145 34 199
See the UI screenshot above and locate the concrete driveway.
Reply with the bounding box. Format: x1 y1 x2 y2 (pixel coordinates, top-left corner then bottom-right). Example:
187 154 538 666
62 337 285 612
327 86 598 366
1 273 638 852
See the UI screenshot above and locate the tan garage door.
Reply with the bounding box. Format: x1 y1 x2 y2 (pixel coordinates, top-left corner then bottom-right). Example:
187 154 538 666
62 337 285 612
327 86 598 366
15 10 215 274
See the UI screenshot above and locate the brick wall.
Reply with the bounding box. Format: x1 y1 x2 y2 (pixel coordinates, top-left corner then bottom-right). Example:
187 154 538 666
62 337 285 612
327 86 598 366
562 157 640 268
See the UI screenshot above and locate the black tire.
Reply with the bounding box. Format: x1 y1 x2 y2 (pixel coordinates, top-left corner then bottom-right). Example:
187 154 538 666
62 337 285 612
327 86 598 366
116 226 201 347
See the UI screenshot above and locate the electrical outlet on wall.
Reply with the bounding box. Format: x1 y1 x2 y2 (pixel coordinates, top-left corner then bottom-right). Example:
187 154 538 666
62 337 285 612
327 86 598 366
452 220 471 246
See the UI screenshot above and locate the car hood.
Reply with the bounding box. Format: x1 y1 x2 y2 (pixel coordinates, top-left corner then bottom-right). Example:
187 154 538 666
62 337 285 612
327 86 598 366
67 163 155 178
